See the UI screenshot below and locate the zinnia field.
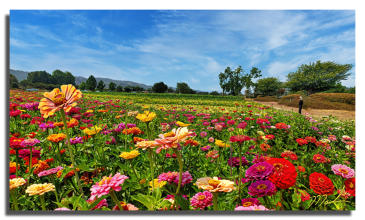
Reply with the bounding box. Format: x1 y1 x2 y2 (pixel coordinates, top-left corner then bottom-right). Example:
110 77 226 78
8 85 356 211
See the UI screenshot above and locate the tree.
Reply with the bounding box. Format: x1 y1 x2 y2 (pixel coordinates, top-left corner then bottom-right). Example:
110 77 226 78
50 70 76 85
27 71 52 84
167 87 175 93
286 60 352 95
218 66 262 96
255 77 282 96
176 82 194 94
97 80 105 91
152 82 168 93
116 85 123 92
210 91 219 95
109 82 116 91
79 82 86 90
124 87 132 93
10 74 19 89
86 75 97 91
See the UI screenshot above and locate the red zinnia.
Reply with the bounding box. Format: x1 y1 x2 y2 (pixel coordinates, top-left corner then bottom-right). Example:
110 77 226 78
229 135 251 144
313 154 329 163
266 158 297 189
309 172 334 195
296 138 308 146
305 136 317 143
345 178 355 196
275 123 288 129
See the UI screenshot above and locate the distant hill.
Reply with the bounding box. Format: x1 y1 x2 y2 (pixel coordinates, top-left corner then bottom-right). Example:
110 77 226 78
9 69 29 81
75 76 152 90
9 69 152 89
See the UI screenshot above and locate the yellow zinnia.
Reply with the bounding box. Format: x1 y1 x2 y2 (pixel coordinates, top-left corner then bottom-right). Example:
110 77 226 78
9 178 26 190
39 84 82 118
136 111 156 123
25 183 55 196
149 179 167 190
83 125 102 136
176 121 190 127
215 140 230 148
119 150 140 160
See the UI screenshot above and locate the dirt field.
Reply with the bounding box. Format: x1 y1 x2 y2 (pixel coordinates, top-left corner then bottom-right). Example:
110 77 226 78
252 101 355 121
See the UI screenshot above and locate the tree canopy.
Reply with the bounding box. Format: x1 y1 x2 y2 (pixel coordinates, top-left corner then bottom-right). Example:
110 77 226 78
152 82 168 93
86 75 97 91
176 82 195 94
97 80 105 91
109 82 116 91
254 77 282 96
286 61 352 94
219 66 262 96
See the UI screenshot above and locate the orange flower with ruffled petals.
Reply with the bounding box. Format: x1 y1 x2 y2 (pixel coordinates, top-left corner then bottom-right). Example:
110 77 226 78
39 84 82 118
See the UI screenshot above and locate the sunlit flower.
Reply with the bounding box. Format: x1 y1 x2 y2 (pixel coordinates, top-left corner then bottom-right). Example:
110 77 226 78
39 84 82 118
195 177 236 193
215 139 230 148
26 183 55 196
9 178 26 190
176 121 190 127
135 140 159 150
83 125 102 136
149 179 167 190
136 111 156 123
155 127 194 153
47 133 67 143
119 150 140 160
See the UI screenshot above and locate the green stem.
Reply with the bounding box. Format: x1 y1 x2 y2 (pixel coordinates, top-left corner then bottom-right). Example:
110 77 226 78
238 143 243 200
40 194 46 211
110 190 123 211
129 160 139 179
15 149 19 178
11 190 19 210
213 192 219 210
174 149 183 195
60 109 83 195
147 148 155 193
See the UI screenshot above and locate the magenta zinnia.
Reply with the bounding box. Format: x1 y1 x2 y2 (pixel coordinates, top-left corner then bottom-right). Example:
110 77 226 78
89 173 129 200
245 162 274 180
190 191 213 210
248 180 276 197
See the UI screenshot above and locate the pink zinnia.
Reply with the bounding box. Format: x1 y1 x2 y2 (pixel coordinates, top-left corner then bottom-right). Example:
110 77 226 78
235 205 269 211
190 191 213 210
87 198 108 210
38 166 64 177
89 173 129 200
331 164 355 179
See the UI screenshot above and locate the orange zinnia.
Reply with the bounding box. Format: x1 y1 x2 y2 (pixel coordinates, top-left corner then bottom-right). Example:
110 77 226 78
39 84 82 118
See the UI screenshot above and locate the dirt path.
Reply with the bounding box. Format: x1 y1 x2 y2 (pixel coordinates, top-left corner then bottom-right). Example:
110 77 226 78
252 101 355 121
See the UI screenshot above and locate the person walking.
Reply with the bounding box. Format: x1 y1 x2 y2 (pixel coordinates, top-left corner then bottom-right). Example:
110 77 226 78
298 96 303 114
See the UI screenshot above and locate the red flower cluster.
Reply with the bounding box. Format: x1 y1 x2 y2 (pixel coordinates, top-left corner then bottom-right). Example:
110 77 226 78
266 158 297 189
345 178 355 196
296 138 308 146
309 172 334 195
313 154 330 163
229 135 251 144
281 150 298 161
275 123 288 129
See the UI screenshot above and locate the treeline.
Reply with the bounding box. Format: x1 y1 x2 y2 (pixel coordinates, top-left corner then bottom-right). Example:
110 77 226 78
218 60 355 97
10 70 75 90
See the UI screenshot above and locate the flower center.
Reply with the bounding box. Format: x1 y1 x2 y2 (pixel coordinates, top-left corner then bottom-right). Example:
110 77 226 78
51 92 66 106
99 176 112 185
198 195 206 201
273 163 283 171
255 165 266 171
257 184 267 190
242 202 253 207
339 168 349 174
349 182 354 189
208 179 220 188
318 177 324 183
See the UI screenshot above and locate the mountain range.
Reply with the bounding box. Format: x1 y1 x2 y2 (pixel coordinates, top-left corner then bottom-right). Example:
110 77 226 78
9 69 152 90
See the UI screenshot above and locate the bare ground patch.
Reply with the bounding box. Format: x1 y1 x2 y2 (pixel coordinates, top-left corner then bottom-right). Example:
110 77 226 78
252 100 355 121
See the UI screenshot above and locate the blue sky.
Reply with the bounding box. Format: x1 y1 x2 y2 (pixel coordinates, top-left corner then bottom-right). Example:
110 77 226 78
10 10 355 92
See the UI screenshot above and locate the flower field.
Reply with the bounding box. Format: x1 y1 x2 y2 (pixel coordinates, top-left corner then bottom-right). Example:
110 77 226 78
8 85 355 211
